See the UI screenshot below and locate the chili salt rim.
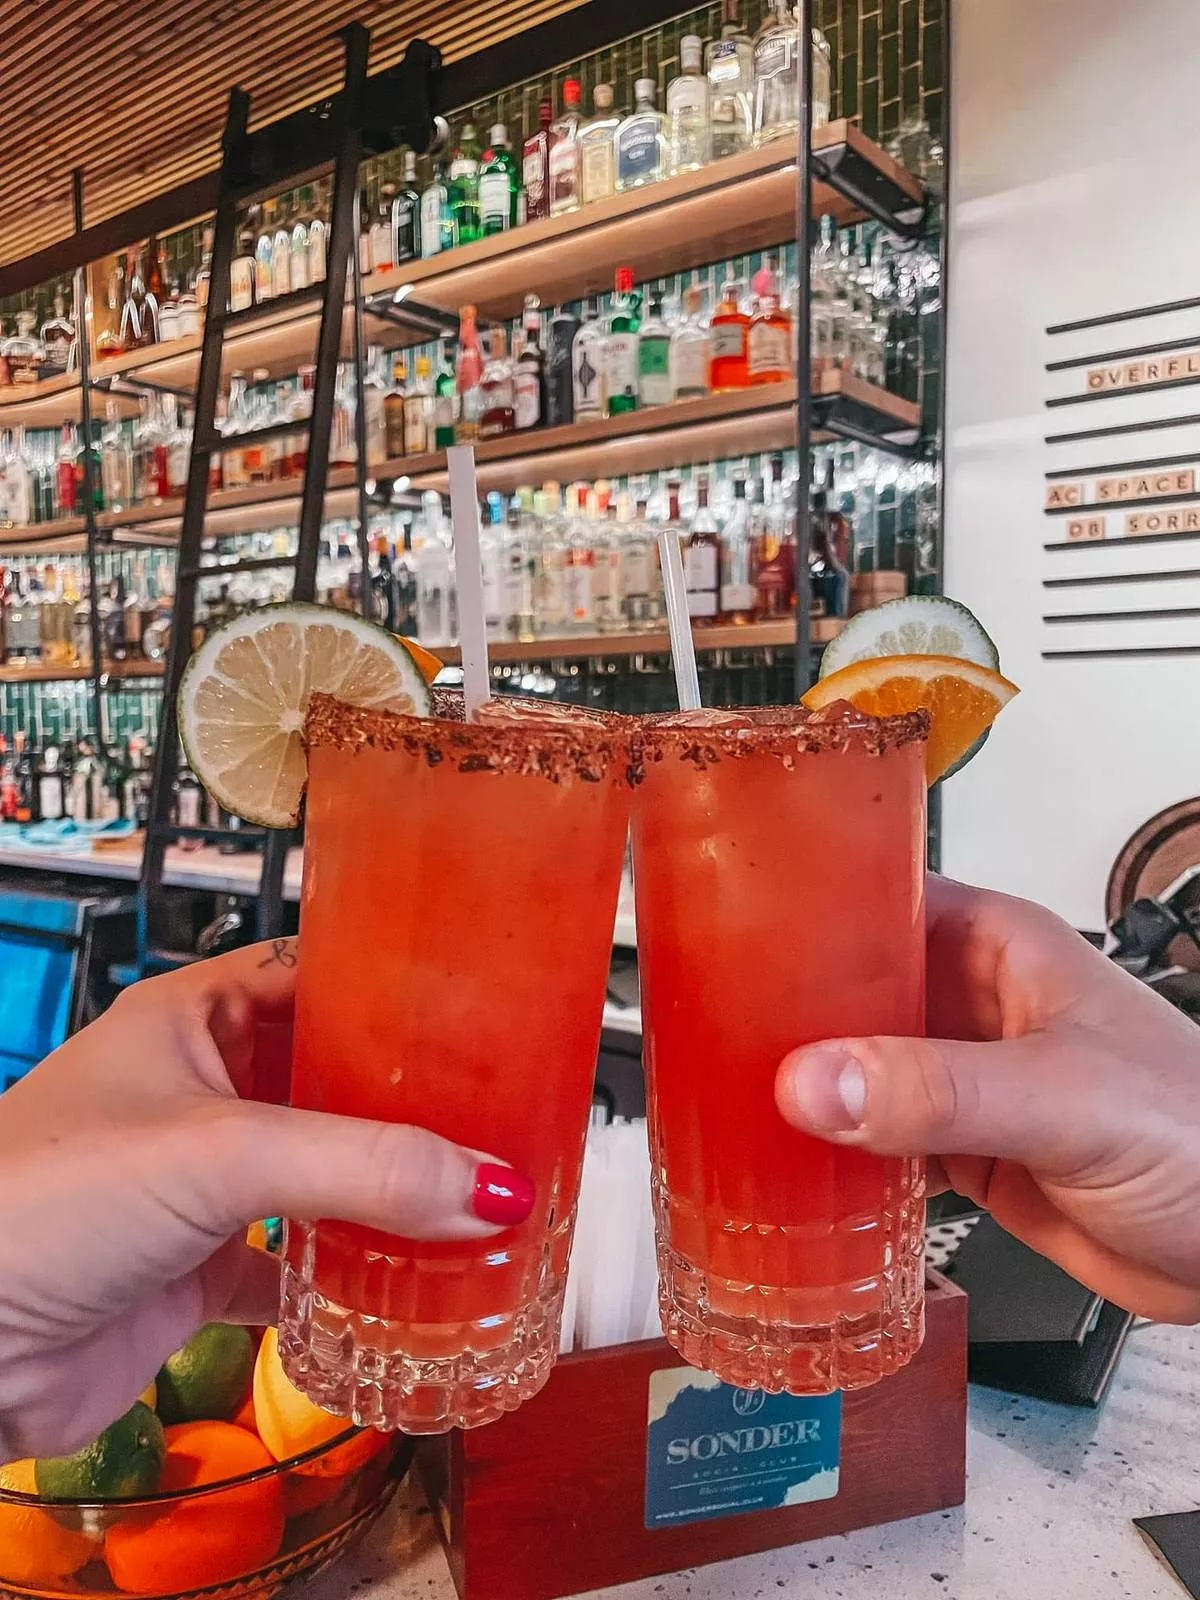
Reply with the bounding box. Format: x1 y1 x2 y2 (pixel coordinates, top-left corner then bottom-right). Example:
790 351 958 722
305 692 637 785
634 703 931 765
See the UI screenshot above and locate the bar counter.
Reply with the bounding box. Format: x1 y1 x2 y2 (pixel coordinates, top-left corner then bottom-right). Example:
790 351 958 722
306 1319 1196 1600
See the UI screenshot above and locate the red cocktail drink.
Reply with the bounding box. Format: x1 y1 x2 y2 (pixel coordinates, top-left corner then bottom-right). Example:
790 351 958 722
280 695 632 1432
632 705 928 1393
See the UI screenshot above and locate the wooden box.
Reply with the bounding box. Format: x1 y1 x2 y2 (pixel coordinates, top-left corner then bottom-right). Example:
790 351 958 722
418 1274 967 1600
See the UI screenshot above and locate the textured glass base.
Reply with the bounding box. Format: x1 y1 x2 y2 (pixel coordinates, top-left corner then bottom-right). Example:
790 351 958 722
653 1164 926 1394
278 1223 565 1434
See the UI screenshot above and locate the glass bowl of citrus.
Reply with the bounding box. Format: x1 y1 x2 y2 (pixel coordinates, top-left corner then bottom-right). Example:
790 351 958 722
0 1324 411 1600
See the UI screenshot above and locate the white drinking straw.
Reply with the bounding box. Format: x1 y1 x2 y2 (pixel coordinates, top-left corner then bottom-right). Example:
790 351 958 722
446 445 491 721
656 525 702 711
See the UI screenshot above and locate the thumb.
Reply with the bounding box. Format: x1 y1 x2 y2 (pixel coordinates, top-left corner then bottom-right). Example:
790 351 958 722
775 1031 1093 1171
212 1101 535 1241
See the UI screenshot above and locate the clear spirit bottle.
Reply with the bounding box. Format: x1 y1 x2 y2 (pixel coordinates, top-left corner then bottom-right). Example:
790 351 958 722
670 283 712 400
420 161 452 259
685 475 721 625
392 151 422 261
571 300 606 419
616 79 666 192
706 0 754 160
719 476 756 623
549 80 584 217
579 85 620 206
667 36 711 175
637 288 672 408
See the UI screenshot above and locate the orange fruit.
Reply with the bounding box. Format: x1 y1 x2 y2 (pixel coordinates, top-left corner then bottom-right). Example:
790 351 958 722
400 634 445 685
281 1428 391 1517
0 1459 98 1586
105 1422 284 1595
253 1327 347 1463
802 654 1019 784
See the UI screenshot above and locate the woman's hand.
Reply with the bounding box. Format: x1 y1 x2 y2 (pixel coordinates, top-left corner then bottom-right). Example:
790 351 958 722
0 940 531 1463
776 877 1200 1323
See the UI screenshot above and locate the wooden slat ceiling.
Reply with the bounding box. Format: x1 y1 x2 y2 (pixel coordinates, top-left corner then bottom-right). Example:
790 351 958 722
0 0 587 270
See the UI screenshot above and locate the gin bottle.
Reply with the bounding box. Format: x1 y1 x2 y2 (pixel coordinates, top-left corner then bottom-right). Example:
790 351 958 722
616 80 666 192
706 0 754 160
667 36 710 175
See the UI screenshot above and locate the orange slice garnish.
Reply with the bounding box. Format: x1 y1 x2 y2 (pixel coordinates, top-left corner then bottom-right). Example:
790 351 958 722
802 654 1019 783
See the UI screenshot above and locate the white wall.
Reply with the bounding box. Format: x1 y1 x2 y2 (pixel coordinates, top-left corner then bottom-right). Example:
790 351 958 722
942 0 1200 929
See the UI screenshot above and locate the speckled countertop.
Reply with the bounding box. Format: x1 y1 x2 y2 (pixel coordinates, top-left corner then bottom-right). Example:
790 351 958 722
305 1321 1199 1600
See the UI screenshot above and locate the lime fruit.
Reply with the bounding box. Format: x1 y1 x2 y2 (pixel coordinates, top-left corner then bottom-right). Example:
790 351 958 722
35 1402 166 1501
156 1323 255 1425
178 602 434 829
820 595 1001 678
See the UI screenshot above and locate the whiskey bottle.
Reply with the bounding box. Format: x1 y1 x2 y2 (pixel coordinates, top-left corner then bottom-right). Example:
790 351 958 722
522 100 554 221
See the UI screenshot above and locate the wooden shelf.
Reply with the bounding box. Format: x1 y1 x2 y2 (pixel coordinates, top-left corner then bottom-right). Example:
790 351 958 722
93 126 923 396
364 122 923 333
0 372 86 429
430 618 842 666
0 515 91 555
0 657 165 684
95 466 361 541
384 375 918 496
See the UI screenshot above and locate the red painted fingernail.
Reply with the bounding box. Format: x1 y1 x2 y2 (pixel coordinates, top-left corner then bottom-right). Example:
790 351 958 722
472 1164 536 1226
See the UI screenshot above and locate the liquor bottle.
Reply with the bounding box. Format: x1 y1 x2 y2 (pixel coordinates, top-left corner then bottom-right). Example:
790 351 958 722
363 347 390 465
455 304 486 443
536 486 570 634
40 563 74 666
579 85 620 206
710 277 750 390
415 493 454 645
385 358 408 457
478 499 506 638
549 80 584 218
808 467 849 618
272 197 292 297
392 151 422 262
564 486 595 631
719 476 756 623
103 574 128 662
420 161 451 259
3 430 32 527
141 560 175 661
40 285 75 376
479 125 519 235
502 496 535 642
604 267 641 416
36 743 65 822
404 354 433 455
754 2 830 145
670 283 712 399
370 184 395 273
161 398 189 497
433 334 458 449
173 756 204 832
514 295 545 431
372 534 397 631
0 737 17 822
522 100 554 222
255 204 275 303
230 215 257 312
824 456 853 570
101 403 130 513
448 124 482 247
621 497 656 630
308 186 329 283
667 36 711 175
545 305 579 427
194 223 214 308
357 185 374 275
571 301 606 421
479 328 515 439
616 80 666 192
5 571 41 665
637 288 672 408
12 731 36 824
707 0 755 159
55 425 77 515
748 257 792 384
290 191 311 290
591 496 624 633
684 474 721 625
394 523 419 635
146 235 166 306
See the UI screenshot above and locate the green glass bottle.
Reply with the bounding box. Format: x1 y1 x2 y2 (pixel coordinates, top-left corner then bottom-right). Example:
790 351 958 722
433 334 458 450
604 266 642 416
479 123 519 235
448 124 481 247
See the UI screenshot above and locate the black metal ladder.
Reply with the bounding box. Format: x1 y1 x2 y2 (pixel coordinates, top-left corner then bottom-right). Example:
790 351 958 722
136 24 440 974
